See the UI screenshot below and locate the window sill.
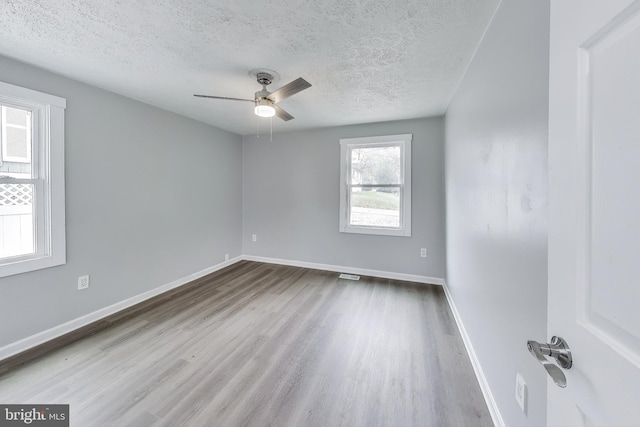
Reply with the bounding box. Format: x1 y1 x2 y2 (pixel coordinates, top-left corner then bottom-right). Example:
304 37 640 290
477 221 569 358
340 226 411 237
0 252 66 278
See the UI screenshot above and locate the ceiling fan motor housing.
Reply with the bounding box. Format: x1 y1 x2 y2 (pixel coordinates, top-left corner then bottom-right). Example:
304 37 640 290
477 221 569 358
255 89 270 101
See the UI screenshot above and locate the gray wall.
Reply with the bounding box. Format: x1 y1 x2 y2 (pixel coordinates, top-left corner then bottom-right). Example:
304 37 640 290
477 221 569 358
243 118 445 279
0 55 243 348
444 0 549 426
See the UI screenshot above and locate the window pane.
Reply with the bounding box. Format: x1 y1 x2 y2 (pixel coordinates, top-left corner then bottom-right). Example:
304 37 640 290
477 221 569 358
350 145 401 185
1 105 32 169
6 107 28 126
350 187 400 228
0 106 32 170
0 183 35 258
6 127 28 157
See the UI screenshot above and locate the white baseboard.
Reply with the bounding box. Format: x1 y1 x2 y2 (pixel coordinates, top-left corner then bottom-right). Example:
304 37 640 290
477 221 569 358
0 256 243 362
441 280 505 427
242 255 445 286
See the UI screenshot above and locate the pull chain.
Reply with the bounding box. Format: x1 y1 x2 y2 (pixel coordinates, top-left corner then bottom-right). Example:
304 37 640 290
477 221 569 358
255 116 272 142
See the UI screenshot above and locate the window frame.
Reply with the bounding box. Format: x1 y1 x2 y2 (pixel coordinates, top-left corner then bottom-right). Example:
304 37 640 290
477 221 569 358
339 134 412 237
0 81 66 278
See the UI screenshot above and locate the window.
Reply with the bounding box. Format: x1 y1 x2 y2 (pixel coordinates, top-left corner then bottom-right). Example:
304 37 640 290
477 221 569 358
339 134 412 237
0 81 66 277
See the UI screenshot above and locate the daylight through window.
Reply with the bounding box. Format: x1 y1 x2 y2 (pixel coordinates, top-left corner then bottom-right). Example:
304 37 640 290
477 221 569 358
0 105 34 258
0 81 66 278
339 134 412 237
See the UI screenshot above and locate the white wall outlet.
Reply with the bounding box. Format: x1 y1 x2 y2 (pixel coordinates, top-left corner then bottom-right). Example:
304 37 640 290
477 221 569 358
252 234 257 242
420 248 427 258
515 372 527 414
225 253 229 261
78 275 90 290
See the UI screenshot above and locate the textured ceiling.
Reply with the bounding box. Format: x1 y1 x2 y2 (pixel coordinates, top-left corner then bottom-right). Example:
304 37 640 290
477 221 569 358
0 0 499 135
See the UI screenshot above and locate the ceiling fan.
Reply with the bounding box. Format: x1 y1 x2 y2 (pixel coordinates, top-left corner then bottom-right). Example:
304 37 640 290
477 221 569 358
194 72 311 121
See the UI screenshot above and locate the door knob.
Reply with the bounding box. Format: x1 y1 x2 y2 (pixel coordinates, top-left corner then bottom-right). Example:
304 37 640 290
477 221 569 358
527 336 572 388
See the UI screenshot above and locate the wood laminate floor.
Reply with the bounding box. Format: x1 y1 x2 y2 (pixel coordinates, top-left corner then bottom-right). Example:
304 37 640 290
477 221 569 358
0 261 492 427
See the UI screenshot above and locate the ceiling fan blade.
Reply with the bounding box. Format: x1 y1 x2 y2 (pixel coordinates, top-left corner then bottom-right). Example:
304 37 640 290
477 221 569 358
267 78 311 103
194 95 254 102
274 104 294 121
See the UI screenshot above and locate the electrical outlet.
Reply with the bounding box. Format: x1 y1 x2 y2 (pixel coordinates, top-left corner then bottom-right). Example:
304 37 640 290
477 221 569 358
515 372 527 413
225 253 229 261
78 275 90 290
420 248 427 258
252 234 257 242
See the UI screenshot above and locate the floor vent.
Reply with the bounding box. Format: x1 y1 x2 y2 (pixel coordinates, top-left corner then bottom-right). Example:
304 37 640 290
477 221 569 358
339 273 360 281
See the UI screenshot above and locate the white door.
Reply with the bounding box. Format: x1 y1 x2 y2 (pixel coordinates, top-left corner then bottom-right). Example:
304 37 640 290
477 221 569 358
548 0 640 425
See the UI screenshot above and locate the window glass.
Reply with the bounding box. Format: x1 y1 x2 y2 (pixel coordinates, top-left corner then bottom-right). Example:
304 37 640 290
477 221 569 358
350 187 400 228
0 183 35 258
2 105 32 164
350 145 401 185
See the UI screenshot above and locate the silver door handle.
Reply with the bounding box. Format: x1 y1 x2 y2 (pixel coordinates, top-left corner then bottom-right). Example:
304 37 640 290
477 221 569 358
527 336 572 388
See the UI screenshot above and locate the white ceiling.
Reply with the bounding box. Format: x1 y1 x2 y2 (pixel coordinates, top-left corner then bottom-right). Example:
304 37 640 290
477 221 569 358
0 0 499 136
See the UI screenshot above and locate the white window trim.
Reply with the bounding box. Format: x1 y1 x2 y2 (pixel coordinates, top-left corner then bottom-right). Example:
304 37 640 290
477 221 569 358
339 134 412 237
0 81 66 278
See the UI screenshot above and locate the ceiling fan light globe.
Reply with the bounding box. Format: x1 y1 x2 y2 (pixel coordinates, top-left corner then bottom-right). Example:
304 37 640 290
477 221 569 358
255 104 276 118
